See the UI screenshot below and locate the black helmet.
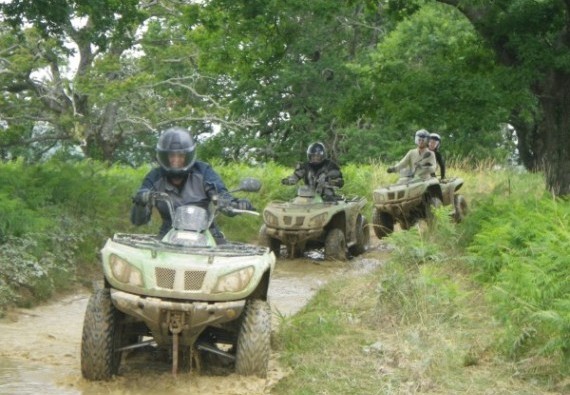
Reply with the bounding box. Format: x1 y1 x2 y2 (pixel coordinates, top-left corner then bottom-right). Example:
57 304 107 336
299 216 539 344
156 127 196 177
307 142 326 165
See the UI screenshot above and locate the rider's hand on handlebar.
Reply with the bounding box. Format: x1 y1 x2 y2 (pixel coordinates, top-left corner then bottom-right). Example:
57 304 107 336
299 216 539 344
132 190 151 205
232 198 255 211
281 177 297 186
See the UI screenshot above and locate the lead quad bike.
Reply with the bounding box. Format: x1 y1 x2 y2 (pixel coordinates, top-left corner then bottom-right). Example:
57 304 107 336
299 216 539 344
258 177 370 260
372 153 468 238
80 178 276 381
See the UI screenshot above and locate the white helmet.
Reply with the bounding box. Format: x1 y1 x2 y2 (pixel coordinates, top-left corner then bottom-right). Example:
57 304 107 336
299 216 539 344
429 133 441 149
414 129 430 145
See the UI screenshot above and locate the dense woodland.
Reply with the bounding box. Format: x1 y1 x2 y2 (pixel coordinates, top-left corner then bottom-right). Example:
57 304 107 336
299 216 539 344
1 0 569 195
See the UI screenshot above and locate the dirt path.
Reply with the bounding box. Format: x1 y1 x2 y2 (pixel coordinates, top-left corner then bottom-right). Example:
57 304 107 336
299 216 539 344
0 249 387 395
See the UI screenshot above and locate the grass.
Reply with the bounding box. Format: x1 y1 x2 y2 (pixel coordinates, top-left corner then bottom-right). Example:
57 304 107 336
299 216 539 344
271 165 569 395
272 250 567 394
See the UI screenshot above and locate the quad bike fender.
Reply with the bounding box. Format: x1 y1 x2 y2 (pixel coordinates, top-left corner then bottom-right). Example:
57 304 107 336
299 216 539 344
425 183 443 203
110 289 246 346
440 177 464 206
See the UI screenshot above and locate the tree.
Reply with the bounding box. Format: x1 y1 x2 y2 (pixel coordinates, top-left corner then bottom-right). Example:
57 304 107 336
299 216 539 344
0 1 253 164
188 0 387 165
357 4 524 163
430 0 570 195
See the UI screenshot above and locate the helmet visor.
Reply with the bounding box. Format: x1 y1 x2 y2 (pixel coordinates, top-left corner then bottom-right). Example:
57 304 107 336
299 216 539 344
157 149 196 173
307 143 325 164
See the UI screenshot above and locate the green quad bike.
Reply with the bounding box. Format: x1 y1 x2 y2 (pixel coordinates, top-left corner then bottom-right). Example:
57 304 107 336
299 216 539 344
258 177 370 260
372 153 468 238
80 178 276 381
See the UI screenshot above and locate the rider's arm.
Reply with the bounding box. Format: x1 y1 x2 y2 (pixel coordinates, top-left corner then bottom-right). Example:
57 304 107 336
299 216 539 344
437 152 446 179
393 150 414 172
327 162 344 187
198 162 230 199
418 151 437 178
130 168 162 226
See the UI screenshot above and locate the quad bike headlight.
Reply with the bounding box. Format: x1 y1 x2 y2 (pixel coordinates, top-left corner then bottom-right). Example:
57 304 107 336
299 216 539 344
109 254 144 287
213 266 254 293
308 213 327 228
263 211 278 227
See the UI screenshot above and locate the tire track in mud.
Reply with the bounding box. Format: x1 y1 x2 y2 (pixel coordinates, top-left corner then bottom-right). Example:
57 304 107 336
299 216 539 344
0 245 389 395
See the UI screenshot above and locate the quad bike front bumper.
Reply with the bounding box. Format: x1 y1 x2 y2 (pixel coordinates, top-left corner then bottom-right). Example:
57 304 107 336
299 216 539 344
110 289 245 346
265 226 325 245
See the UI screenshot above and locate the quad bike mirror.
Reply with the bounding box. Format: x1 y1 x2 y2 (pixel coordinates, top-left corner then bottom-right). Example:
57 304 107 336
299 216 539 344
233 178 261 193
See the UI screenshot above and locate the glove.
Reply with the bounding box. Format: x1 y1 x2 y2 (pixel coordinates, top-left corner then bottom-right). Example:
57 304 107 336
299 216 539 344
232 198 254 211
329 177 342 186
281 177 297 186
387 167 396 174
132 190 151 205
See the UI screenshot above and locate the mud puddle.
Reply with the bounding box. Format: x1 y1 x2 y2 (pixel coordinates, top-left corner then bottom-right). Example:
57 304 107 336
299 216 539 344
0 246 387 395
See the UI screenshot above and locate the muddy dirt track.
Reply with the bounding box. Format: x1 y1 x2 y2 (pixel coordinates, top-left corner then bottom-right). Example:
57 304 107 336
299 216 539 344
0 247 388 395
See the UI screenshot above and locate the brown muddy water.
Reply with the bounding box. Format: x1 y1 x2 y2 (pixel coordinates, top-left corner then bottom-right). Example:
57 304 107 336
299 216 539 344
0 246 388 395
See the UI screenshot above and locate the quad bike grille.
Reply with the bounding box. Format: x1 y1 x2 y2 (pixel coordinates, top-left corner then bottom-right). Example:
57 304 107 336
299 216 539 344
155 267 206 291
156 267 175 288
184 270 206 290
283 215 306 227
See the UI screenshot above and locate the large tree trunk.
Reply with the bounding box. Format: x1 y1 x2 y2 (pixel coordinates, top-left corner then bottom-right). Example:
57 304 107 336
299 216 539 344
534 71 570 196
440 0 570 196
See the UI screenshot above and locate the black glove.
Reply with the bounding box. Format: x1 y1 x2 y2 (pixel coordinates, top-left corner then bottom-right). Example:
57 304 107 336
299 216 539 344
132 190 151 205
232 198 254 211
387 167 396 174
281 177 297 186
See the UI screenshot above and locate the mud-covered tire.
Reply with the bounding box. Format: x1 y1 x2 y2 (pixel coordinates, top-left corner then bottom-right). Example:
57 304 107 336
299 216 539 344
235 300 271 378
81 288 123 381
425 197 443 227
258 225 281 257
453 194 468 223
349 215 370 256
372 207 394 239
324 228 347 261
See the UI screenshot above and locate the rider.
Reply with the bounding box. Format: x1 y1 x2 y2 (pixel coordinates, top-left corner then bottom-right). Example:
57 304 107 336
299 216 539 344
428 132 446 179
130 126 253 240
281 142 344 201
387 129 436 180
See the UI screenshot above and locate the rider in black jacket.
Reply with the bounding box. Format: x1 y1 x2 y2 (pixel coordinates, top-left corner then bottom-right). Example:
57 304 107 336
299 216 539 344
130 126 253 239
428 133 446 179
281 142 344 201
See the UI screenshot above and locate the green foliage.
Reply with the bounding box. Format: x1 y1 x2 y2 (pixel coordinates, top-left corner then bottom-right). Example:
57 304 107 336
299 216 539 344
0 159 142 315
466 194 570 361
356 3 527 162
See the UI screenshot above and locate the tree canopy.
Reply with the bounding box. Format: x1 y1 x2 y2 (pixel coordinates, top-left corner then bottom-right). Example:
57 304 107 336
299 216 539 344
0 0 568 195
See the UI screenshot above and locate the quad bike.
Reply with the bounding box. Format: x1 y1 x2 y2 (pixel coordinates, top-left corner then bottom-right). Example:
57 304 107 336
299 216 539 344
372 153 468 238
80 178 275 381
259 176 370 260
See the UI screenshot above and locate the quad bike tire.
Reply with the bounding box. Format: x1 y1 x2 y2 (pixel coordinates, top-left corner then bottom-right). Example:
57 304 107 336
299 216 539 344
372 207 394 239
425 197 443 227
81 288 124 381
258 224 281 257
235 299 271 378
453 194 469 223
324 228 347 261
349 215 370 256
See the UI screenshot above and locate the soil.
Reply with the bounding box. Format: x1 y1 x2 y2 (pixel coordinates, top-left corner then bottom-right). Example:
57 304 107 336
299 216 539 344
0 245 389 395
